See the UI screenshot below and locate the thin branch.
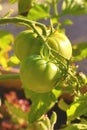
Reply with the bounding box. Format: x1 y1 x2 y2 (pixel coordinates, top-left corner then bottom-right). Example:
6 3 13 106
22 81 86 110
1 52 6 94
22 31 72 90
0 17 47 38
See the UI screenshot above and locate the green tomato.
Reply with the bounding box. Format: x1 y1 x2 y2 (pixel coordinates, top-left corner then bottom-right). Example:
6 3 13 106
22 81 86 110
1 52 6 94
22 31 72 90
20 55 62 93
14 30 43 61
47 31 72 60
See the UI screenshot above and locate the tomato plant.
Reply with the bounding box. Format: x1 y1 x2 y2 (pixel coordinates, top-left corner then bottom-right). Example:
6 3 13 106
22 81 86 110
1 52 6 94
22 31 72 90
0 0 87 130
14 30 43 61
20 55 63 93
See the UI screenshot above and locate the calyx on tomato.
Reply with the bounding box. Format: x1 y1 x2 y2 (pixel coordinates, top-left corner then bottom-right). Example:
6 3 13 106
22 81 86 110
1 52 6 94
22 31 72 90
47 30 72 60
14 30 43 61
20 55 62 93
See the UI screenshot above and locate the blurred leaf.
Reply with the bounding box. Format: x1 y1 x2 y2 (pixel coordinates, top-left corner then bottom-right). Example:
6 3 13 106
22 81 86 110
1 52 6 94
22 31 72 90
0 4 2 11
0 56 8 68
24 88 62 123
72 42 87 62
62 123 87 130
7 55 20 67
9 0 18 4
5 101 28 122
18 0 32 16
67 93 87 121
62 0 87 15
27 4 50 21
51 17 59 25
58 98 69 111
0 30 14 68
62 19 73 25
0 30 14 47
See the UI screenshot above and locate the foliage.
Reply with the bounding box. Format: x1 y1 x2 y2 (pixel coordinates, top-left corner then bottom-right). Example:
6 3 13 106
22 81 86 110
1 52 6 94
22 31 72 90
0 0 87 130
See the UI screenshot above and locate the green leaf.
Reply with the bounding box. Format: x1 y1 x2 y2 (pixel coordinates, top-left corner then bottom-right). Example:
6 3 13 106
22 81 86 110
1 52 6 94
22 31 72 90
50 111 57 126
0 30 14 68
62 19 73 25
72 42 87 62
62 123 87 130
7 55 20 67
18 0 32 15
9 0 18 4
67 93 87 121
24 88 62 124
62 0 87 15
58 98 70 111
51 17 59 25
27 4 50 21
0 30 14 47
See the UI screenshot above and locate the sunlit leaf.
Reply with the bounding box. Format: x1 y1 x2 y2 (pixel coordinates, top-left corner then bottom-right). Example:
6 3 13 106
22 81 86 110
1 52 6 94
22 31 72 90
0 30 14 68
72 42 87 62
51 17 59 25
0 56 8 68
27 4 50 21
7 55 20 67
24 88 62 123
62 19 73 25
67 93 87 121
0 30 14 47
62 0 87 15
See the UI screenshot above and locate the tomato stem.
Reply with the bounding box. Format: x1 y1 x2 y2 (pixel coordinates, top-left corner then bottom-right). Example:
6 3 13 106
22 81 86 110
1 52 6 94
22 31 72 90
31 23 46 42
52 0 58 16
67 71 81 94
0 17 47 37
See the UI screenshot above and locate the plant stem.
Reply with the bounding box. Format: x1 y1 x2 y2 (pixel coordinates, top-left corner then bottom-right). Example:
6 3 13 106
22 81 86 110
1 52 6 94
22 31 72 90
52 0 58 16
0 17 47 40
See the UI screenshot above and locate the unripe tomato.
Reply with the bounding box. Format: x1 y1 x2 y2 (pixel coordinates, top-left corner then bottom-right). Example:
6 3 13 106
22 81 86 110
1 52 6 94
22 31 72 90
20 55 62 93
14 30 43 61
47 31 72 60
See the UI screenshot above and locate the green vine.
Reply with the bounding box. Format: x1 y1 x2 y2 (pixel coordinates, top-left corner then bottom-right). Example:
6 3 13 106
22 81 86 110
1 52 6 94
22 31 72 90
0 17 47 41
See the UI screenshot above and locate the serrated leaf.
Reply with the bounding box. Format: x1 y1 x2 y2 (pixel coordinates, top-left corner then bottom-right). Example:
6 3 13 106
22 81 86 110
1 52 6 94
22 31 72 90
27 4 50 21
24 88 62 123
67 93 87 121
72 42 87 62
62 0 87 15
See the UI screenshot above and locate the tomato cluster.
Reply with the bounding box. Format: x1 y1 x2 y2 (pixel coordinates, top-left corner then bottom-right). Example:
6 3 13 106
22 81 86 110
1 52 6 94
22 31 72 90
14 29 72 93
